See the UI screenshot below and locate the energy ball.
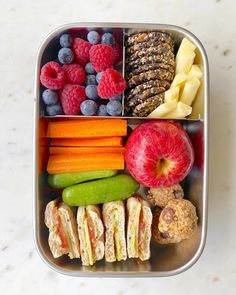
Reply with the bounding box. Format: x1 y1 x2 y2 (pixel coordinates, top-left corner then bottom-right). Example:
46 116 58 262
152 199 198 244
147 184 184 208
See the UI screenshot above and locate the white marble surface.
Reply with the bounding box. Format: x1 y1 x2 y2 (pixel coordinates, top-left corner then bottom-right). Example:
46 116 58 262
0 0 236 294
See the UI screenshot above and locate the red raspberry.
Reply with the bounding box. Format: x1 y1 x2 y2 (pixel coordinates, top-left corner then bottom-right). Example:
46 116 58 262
89 44 115 72
97 68 126 99
63 64 86 85
72 37 92 66
40 61 65 90
60 84 86 115
112 43 122 65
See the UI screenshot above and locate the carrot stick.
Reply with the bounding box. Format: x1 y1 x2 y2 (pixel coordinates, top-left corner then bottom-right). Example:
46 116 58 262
47 153 124 174
47 119 127 138
49 146 125 155
50 137 123 147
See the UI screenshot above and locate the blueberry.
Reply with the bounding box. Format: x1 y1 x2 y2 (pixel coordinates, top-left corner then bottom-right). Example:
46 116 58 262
85 85 99 100
101 33 115 46
109 94 122 102
80 100 98 116
85 75 97 85
46 104 63 116
97 104 108 116
96 72 103 83
106 100 122 116
85 63 95 74
102 28 113 34
42 89 58 105
87 31 100 45
59 34 72 48
58 48 74 64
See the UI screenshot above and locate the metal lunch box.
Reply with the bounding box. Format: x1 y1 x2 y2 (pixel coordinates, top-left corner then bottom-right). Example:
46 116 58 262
33 22 209 277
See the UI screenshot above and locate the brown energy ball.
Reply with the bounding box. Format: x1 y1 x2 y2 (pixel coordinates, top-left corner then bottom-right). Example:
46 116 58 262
147 184 184 208
152 207 177 244
152 199 198 244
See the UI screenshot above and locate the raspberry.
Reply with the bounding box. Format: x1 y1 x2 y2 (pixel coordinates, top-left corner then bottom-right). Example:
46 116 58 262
72 37 92 66
60 84 86 115
63 64 86 85
89 44 115 72
112 44 122 65
97 68 126 99
40 61 66 90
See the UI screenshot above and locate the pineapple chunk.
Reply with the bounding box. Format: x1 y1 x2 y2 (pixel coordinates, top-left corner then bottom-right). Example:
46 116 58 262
188 65 203 80
164 102 192 118
170 73 187 88
180 77 201 106
176 48 196 74
164 86 180 102
148 101 178 118
179 38 197 52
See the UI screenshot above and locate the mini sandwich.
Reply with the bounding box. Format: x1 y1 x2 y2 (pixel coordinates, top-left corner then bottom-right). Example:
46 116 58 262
77 205 104 266
102 201 127 262
44 199 80 259
127 196 152 261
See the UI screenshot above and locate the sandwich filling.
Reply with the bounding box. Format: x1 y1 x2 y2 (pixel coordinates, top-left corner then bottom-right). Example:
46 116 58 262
77 206 104 266
103 201 127 262
127 199 141 258
45 200 80 259
138 204 152 261
127 197 152 261
58 206 80 259
52 207 69 252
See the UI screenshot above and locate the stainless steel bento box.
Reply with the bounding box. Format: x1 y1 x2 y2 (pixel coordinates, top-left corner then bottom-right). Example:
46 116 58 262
33 22 209 277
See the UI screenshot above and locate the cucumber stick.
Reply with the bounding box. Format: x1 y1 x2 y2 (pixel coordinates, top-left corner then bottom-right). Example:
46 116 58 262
62 174 140 206
48 170 118 189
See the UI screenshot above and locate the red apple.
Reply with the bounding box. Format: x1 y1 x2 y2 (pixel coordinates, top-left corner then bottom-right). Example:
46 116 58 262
125 121 194 187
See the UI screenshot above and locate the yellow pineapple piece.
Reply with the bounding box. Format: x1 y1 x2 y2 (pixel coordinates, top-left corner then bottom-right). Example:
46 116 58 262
188 65 203 80
176 49 196 74
179 38 197 52
147 101 178 118
164 102 192 118
164 86 180 102
175 38 197 74
180 77 201 106
170 73 187 88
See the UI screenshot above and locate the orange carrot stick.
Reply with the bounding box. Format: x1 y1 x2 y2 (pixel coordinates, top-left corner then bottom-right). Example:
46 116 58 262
47 119 127 138
50 137 123 147
47 153 124 174
49 146 125 155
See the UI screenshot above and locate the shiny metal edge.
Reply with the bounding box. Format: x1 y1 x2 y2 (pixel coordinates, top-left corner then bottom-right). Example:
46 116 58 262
33 22 209 277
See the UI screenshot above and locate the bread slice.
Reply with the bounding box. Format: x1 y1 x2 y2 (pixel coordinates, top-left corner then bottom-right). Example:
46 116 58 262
44 200 80 259
127 196 152 261
103 201 127 262
77 205 104 266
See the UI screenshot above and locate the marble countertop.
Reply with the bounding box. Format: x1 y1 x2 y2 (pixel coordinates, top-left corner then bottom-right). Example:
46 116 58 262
0 0 235 294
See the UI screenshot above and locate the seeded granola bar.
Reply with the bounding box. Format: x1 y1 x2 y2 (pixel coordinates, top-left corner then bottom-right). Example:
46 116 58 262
126 86 166 108
126 42 174 63
126 79 171 99
126 51 175 71
126 31 173 47
128 69 174 88
131 93 164 117
126 62 175 79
